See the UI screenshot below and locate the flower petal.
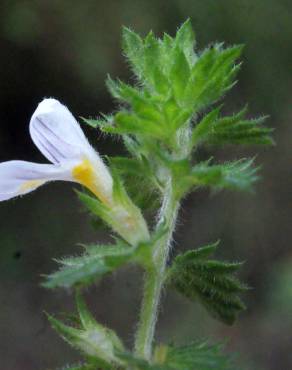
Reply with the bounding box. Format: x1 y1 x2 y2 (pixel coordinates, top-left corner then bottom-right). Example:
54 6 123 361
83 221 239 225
0 160 74 201
29 98 91 164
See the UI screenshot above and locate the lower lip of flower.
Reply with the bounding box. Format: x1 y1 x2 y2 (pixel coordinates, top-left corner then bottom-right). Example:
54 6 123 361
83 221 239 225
20 179 45 193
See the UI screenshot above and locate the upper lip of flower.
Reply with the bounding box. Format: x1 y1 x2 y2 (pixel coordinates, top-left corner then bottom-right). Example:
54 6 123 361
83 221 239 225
0 98 113 203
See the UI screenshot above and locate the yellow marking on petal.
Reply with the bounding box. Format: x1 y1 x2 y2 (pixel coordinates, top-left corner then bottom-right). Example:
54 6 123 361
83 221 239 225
72 159 111 205
20 180 45 192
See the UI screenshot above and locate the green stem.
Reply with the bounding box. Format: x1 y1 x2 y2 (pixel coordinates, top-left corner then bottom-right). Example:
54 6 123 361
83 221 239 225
134 179 179 360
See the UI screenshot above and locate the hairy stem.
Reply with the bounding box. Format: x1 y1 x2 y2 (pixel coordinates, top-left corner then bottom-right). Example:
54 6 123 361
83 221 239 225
134 179 179 359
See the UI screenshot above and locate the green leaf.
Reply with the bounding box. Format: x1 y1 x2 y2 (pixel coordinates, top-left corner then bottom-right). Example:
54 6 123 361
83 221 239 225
76 292 124 352
47 296 124 367
165 341 235 370
143 31 169 94
81 117 103 128
190 158 259 192
103 79 179 144
169 46 191 105
110 155 162 190
106 77 145 107
192 106 274 146
191 106 222 145
121 134 139 155
122 26 144 78
47 313 84 347
77 190 110 223
43 240 147 289
168 242 248 324
77 190 148 245
76 290 97 330
43 255 107 289
104 111 165 138
184 44 243 111
122 27 169 94
211 116 273 146
108 156 161 212
169 157 259 198
43 194 156 289
174 19 196 65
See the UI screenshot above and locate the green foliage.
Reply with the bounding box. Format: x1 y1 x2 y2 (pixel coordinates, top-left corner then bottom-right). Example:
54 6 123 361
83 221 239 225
48 292 124 368
90 20 245 154
189 158 259 192
116 341 235 370
183 44 242 112
46 20 272 369
109 155 162 208
81 19 272 203
52 297 235 370
192 106 274 146
164 342 235 370
168 242 248 325
121 19 241 112
164 157 258 198
43 239 151 289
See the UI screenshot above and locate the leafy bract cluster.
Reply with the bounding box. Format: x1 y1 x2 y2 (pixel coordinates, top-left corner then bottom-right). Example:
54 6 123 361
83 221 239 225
51 293 235 370
85 20 272 201
45 20 272 369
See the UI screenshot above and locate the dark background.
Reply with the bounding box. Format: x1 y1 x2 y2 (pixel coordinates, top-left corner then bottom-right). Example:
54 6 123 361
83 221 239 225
0 1 291 369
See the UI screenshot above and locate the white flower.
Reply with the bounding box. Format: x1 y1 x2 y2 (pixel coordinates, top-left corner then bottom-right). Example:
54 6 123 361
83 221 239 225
0 98 113 204
0 98 150 245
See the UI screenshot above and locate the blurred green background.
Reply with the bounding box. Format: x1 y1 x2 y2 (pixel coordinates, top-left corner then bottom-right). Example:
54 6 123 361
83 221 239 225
0 1 291 369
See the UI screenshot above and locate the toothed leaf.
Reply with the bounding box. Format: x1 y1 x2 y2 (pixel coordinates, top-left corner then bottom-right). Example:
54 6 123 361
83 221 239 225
47 296 123 367
174 19 196 65
190 158 259 192
192 106 273 146
169 47 191 105
168 242 248 324
122 27 144 77
43 239 149 289
165 341 235 370
184 44 243 111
